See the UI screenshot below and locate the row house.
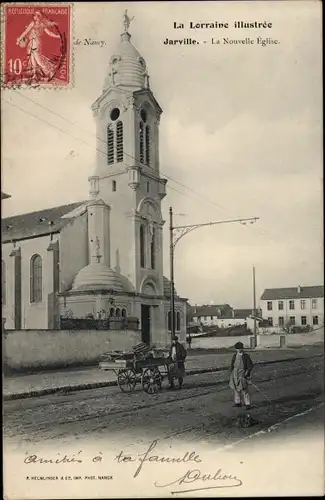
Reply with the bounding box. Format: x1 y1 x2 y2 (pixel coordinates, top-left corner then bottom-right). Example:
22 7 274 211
192 304 258 328
260 285 324 329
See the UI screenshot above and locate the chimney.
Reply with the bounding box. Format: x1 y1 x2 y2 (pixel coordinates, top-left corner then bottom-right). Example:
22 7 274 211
297 285 301 293
232 309 235 318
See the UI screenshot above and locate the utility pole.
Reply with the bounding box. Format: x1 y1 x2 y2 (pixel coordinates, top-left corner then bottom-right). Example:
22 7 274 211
253 265 257 346
169 206 259 342
169 207 175 337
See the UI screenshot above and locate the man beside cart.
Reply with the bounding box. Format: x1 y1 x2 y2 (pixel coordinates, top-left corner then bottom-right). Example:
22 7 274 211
168 335 187 390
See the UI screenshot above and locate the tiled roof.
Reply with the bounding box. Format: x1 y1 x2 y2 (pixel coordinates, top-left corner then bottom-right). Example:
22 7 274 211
261 286 324 300
219 308 253 320
192 304 232 317
2 201 86 243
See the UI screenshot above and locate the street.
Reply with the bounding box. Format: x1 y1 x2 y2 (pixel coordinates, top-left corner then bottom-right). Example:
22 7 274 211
4 353 324 449
3 352 324 498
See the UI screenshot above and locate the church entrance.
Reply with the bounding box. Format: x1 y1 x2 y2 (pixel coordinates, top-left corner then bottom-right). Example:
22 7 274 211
141 305 151 345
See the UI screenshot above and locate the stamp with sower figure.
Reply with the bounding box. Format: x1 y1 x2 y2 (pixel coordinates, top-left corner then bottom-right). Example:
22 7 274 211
2 3 72 88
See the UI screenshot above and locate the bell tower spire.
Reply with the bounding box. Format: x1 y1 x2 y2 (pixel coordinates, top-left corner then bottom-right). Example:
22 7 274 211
89 15 167 294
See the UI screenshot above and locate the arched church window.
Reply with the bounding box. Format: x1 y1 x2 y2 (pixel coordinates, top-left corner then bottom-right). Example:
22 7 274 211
30 254 42 303
2 260 6 305
115 308 121 317
140 224 145 268
122 308 127 318
139 121 144 163
150 227 155 270
107 125 114 165
116 121 124 163
109 307 115 317
145 125 150 166
112 180 117 192
176 311 181 331
146 181 150 193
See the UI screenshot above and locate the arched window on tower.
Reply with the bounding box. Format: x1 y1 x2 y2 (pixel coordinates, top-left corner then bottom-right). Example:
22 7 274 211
116 121 124 162
176 311 181 331
145 125 150 166
139 121 144 163
140 224 145 268
150 227 155 269
112 180 117 192
2 260 6 305
30 254 42 303
107 125 114 165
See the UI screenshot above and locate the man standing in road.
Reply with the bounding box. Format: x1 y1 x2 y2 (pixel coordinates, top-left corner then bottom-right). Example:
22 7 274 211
168 335 187 390
229 341 253 409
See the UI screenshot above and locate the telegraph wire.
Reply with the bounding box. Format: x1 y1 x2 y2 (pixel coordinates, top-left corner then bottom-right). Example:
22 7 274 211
4 95 236 218
4 95 320 259
10 92 286 228
13 90 234 217
11 92 298 244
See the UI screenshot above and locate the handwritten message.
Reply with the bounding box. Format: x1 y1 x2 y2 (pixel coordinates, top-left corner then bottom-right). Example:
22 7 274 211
22 440 243 493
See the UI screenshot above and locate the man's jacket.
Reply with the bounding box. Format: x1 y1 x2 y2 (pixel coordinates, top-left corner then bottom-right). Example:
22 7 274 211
169 342 187 365
230 352 253 376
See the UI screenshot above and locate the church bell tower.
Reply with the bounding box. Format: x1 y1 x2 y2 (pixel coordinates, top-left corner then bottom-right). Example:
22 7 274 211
89 11 167 296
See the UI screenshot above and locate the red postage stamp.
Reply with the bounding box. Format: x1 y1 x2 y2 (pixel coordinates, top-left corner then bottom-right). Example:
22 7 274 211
2 3 72 88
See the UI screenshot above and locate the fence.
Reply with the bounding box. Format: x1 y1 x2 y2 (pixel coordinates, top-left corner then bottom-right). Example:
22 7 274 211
59 316 140 331
192 328 324 350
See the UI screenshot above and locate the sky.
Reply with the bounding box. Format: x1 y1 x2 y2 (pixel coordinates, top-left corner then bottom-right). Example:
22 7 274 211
2 1 323 308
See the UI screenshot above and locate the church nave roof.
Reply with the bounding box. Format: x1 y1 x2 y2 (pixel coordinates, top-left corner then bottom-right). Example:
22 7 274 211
2 201 86 243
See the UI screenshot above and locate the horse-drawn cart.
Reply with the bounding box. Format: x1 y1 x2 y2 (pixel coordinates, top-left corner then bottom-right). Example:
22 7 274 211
99 343 172 394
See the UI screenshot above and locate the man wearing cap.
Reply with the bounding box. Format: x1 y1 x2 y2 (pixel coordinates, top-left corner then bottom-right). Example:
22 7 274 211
168 335 187 390
229 341 253 408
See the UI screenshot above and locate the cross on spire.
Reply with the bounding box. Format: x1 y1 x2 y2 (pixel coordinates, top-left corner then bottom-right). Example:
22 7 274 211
109 67 117 86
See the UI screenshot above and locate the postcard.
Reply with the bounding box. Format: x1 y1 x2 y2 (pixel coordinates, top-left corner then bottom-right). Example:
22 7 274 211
1 1 324 498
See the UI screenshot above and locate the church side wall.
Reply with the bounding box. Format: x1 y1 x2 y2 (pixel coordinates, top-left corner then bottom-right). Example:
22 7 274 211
2 243 16 329
3 329 142 371
2 235 60 329
59 213 88 292
21 236 59 329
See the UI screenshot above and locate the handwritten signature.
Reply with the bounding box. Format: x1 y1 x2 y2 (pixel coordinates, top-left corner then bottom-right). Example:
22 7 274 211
114 440 243 494
114 439 201 478
155 468 243 494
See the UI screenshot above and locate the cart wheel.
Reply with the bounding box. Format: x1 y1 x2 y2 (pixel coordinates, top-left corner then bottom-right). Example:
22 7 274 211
142 367 162 395
117 369 137 392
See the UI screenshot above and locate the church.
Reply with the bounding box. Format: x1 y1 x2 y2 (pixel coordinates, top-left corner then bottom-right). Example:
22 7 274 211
2 18 187 347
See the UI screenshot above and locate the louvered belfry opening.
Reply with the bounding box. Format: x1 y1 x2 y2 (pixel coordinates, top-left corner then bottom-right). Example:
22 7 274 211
107 125 114 164
116 121 124 162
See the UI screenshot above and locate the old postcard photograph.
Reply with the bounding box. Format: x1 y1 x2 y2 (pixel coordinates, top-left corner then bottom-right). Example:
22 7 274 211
1 1 324 498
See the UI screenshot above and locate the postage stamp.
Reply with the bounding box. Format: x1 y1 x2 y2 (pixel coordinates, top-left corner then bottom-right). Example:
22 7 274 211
2 3 72 88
